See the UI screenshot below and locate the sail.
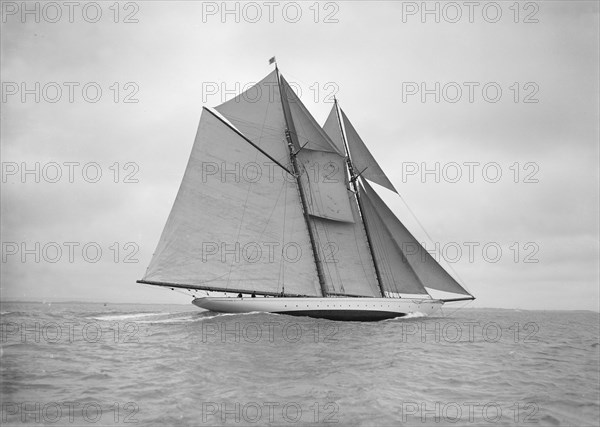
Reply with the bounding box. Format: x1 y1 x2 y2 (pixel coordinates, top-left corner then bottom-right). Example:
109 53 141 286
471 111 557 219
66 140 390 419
359 186 430 296
142 110 321 296
215 70 289 165
311 196 381 297
296 149 354 223
322 107 346 154
340 109 398 194
281 77 343 154
276 75 379 296
361 180 472 296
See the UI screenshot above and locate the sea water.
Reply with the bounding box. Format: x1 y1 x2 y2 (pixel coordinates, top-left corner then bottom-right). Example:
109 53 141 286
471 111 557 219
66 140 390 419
1 302 598 426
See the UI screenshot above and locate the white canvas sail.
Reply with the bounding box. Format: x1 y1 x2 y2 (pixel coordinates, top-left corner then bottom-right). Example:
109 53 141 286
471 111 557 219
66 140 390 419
361 180 472 296
281 77 343 154
339 108 398 194
359 183 430 296
215 70 290 166
296 149 354 223
311 195 381 297
277 78 380 297
142 109 321 296
322 106 346 154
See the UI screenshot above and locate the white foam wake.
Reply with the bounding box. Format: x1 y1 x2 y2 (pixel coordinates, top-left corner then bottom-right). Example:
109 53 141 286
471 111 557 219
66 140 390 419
89 312 166 321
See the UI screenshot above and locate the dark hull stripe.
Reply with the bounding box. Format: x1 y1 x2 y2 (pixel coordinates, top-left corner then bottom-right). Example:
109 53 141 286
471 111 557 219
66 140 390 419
274 309 407 322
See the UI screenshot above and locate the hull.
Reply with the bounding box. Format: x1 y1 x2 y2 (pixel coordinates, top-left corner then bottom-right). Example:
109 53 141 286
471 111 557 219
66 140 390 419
192 296 444 321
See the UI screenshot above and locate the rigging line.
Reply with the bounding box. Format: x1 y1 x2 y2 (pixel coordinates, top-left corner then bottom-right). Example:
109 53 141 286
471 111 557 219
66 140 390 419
396 192 471 293
278 176 288 294
440 299 473 318
225 145 264 288
257 180 287 238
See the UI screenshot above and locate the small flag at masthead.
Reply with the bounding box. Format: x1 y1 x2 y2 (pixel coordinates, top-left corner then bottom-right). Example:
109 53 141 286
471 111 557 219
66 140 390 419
269 56 276 65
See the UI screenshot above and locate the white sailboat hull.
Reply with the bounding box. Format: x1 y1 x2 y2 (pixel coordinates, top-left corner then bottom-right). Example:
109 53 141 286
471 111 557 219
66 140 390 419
192 296 444 321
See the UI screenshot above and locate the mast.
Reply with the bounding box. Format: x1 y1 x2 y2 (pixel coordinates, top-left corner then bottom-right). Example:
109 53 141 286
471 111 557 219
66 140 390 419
334 98 386 298
275 66 328 296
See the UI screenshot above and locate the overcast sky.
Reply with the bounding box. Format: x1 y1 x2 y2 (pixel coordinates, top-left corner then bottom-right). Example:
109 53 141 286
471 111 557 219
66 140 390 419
1 1 598 310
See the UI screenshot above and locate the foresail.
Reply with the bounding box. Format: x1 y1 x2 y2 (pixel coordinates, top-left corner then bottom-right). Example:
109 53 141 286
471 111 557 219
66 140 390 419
340 109 398 194
142 110 321 296
215 70 289 165
361 181 472 296
360 183 430 296
281 77 343 154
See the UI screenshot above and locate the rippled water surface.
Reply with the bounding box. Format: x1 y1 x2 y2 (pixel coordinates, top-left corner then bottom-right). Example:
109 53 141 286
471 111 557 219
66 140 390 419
1 302 598 426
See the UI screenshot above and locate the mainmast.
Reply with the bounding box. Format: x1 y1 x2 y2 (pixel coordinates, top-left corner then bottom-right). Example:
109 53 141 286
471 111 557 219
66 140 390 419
275 66 328 297
334 98 386 298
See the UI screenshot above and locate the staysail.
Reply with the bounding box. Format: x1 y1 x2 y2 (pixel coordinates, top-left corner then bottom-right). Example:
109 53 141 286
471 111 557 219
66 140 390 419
360 180 472 297
359 183 430 296
141 108 321 296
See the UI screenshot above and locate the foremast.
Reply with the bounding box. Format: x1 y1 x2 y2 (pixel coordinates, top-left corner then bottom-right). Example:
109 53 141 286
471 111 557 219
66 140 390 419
275 66 329 297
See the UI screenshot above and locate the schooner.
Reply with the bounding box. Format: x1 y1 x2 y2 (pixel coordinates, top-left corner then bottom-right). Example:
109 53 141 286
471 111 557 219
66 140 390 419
138 65 474 321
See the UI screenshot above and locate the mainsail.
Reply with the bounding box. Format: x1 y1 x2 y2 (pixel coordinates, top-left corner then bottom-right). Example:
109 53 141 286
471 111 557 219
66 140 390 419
141 108 321 296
